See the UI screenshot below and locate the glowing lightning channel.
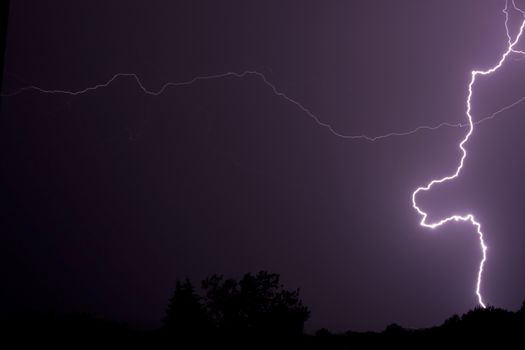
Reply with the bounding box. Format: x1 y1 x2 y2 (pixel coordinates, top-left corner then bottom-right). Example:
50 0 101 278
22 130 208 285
411 0 525 308
2 0 525 311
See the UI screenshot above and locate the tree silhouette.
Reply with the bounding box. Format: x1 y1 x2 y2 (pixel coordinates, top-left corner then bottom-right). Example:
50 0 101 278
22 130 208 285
162 278 213 337
518 300 525 317
201 274 241 333
163 271 309 339
202 271 310 336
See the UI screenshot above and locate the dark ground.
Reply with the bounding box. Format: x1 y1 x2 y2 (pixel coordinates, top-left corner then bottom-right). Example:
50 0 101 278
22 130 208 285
2 304 525 348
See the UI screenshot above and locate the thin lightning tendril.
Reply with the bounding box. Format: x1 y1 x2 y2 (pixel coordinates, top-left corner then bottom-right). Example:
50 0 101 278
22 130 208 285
2 0 525 309
412 0 525 308
3 70 525 142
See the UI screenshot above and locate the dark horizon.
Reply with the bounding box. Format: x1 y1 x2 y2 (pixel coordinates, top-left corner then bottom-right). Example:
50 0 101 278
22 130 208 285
2 0 525 333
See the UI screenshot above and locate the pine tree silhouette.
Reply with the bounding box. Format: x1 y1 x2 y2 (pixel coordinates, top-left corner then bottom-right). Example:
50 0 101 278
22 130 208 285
163 278 213 337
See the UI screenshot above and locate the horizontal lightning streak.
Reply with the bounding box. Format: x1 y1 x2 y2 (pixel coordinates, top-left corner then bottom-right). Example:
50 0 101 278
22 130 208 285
2 69 525 142
2 0 525 312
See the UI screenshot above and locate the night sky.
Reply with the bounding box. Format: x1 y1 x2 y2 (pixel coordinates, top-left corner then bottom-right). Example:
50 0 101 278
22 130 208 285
2 0 525 332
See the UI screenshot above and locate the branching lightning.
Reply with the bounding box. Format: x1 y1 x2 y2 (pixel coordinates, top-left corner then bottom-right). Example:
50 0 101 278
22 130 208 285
2 0 525 309
3 69 525 142
412 0 525 308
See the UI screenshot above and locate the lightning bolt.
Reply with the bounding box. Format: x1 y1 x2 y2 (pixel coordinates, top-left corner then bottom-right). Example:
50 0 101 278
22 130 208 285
3 70 525 142
2 0 525 309
412 0 525 308
4 70 443 141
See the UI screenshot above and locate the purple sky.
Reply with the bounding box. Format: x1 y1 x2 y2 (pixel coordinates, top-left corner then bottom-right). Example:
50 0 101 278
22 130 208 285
2 0 525 332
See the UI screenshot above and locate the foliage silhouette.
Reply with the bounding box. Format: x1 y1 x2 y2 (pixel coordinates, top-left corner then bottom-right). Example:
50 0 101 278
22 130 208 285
3 272 525 347
162 278 214 337
163 271 310 340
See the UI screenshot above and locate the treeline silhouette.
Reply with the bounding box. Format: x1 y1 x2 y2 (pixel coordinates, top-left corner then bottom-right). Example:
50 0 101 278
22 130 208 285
3 271 525 347
163 271 309 340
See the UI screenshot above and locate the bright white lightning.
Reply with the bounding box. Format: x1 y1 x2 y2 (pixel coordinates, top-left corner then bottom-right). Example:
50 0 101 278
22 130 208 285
2 0 525 309
411 0 525 308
